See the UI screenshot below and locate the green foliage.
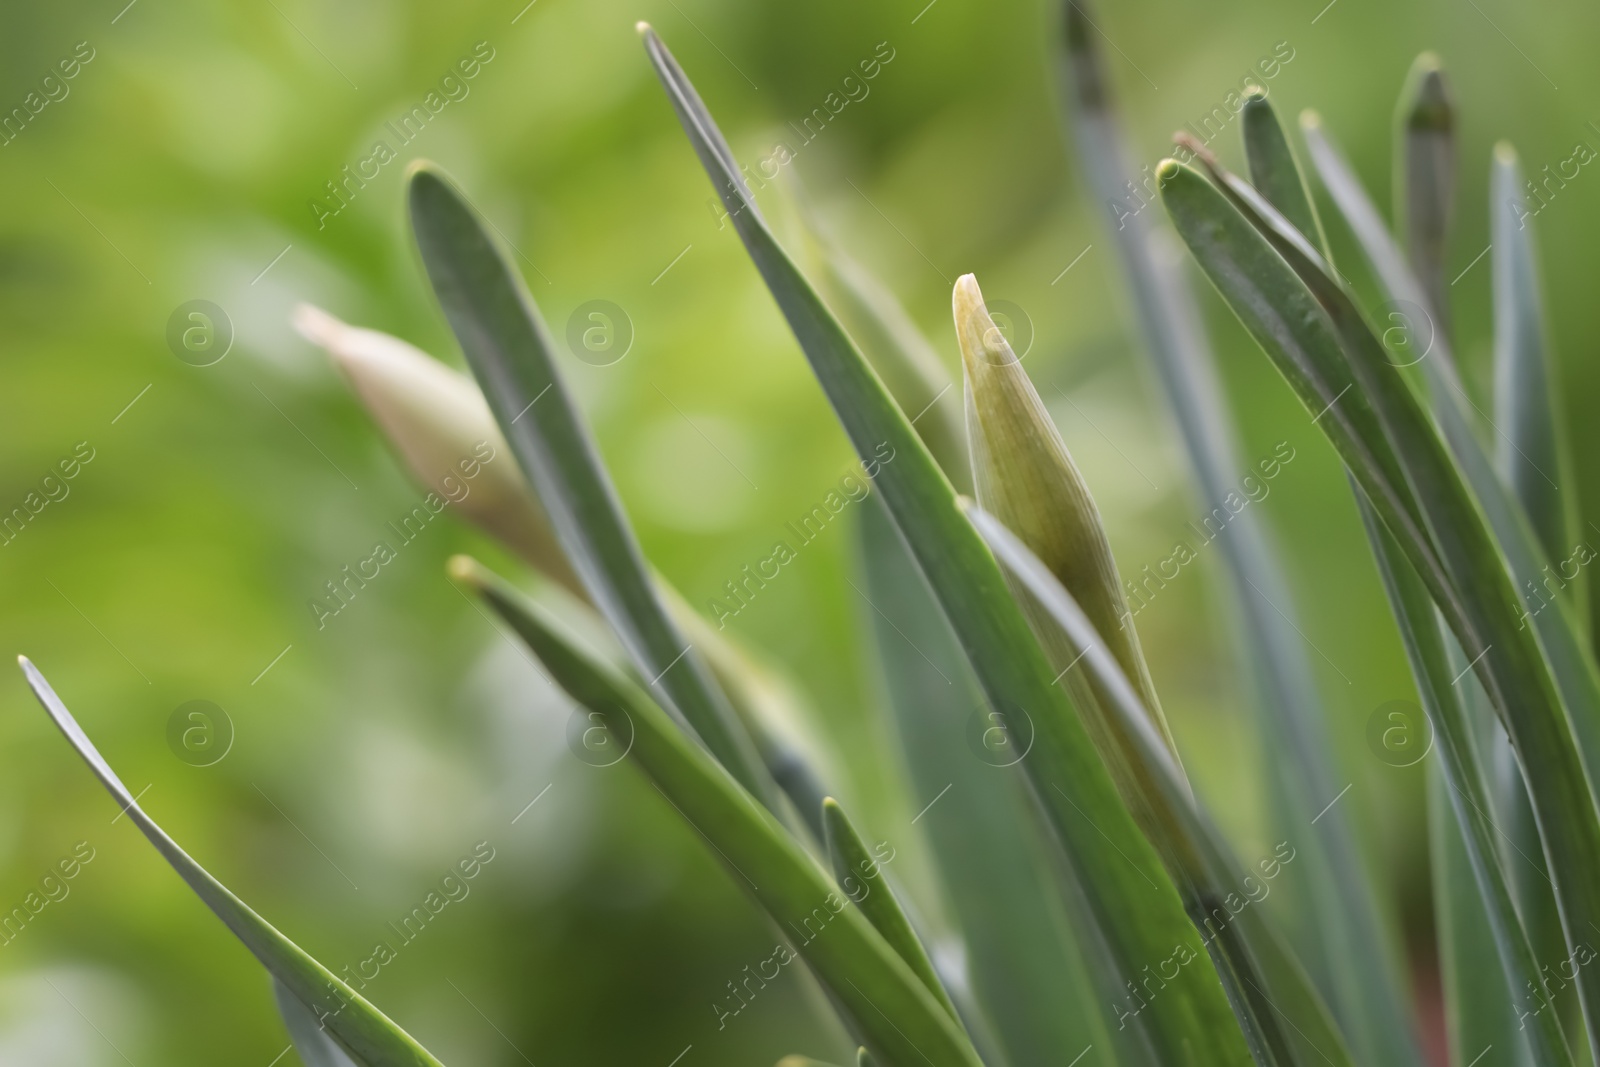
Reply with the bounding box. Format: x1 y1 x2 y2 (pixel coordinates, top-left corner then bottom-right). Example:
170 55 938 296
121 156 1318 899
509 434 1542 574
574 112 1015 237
16 4 1600 1067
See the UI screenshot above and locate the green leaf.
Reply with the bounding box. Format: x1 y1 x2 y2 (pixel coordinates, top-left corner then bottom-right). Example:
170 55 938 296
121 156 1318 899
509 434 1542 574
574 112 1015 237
1298 115 1600 805
17 657 446 1067
955 272 1182 776
855 498 1118 1067
821 797 958 1020
1490 140 1583 1041
1390 62 1550 1065
448 558 985 1067
404 162 776 814
1299 124 1600 1055
1394 54 1456 325
1060 11 1416 1062
1159 155 1600 1063
643 22 1254 1065
1490 143 1583 614
1429 761 1534 1067
967 504 1357 1067
296 305 834 841
790 196 970 492
1241 92 1330 257
1359 510 1571 1067
673 598 835 843
276 979 362 1067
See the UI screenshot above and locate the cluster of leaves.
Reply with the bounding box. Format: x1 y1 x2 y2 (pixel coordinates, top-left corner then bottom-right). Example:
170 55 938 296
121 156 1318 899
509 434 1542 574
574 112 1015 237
20 3 1599 1066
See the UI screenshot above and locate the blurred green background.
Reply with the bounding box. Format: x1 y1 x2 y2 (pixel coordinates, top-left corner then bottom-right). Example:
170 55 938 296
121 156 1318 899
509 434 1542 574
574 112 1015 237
1 0 1595 1062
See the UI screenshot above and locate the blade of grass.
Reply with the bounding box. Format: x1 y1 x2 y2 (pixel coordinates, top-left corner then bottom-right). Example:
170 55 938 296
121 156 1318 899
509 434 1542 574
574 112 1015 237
855 497 1123 1067
404 163 776 815
643 22 1255 1065
1159 156 1600 1063
1059 9 1418 1061
968 503 1358 1067
17 657 447 1067
449 557 985 1067
822 797 959 1020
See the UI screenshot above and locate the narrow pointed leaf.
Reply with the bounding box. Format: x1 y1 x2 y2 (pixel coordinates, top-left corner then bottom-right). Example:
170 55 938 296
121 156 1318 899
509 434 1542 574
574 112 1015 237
1391 61 1548 1065
968 505 1357 1067
644 22 1254 1064
856 498 1120 1067
1242 92 1330 257
1299 115 1600 802
450 558 984 1067
1491 141 1584 1035
1491 143 1583 613
297 306 834 837
821 797 958 1020
793 205 969 491
1241 125 1600 1049
1060 12 1417 1061
404 163 776 814
276 979 363 1067
674 598 834 842
1382 62 1555 1062
1160 157 1600 1062
18 658 445 1067
1429 761 1535 1067
1359 510 1572 1067
1395 54 1456 325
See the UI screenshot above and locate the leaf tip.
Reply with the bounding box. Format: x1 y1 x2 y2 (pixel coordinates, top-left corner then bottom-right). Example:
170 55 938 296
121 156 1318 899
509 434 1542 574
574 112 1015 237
1061 0 1091 51
1299 108 1323 132
1494 139 1519 167
1402 53 1453 132
404 157 445 186
404 160 456 219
